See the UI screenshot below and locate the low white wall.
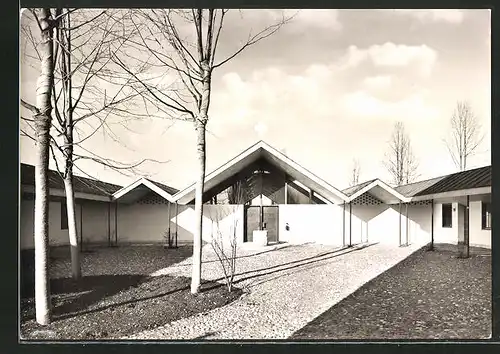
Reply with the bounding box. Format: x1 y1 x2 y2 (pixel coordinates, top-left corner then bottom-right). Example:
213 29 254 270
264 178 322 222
278 204 344 246
202 205 244 246
116 202 244 246
348 204 431 247
117 203 176 244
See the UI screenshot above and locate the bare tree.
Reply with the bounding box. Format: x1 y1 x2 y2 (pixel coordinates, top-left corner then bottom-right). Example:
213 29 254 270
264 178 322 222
384 121 419 186
21 9 165 279
210 180 245 292
350 159 361 186
20 8 58 326
445 101 484 171
110 9 292 294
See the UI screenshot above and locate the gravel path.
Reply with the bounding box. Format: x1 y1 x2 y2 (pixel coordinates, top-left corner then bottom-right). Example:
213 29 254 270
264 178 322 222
125 242 423 340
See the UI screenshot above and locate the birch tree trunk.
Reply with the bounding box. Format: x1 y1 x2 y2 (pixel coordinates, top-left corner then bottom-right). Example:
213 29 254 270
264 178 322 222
61 8 81 279
191 121 206 294
190 60 210 294
34 8 54 325
64 165 81 279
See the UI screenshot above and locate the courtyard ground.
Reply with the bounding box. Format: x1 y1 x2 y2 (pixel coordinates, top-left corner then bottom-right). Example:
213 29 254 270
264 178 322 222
21 241 422 340
20 245 242 340
290 244 491 340
125 241 423 340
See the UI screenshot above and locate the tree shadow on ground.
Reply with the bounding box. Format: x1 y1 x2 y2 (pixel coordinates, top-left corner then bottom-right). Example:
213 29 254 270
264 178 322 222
174 244 293 267
242 244 379 289
21 274 147 321
192 331 218 340
21 275 242 340
59 243 378 321
20 245 194 299
21 242 375 330
221 243 379 287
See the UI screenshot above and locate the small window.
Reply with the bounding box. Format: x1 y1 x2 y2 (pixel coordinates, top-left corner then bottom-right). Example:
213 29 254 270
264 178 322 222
61 201 68 230
482 201 491 230
442 203 452 228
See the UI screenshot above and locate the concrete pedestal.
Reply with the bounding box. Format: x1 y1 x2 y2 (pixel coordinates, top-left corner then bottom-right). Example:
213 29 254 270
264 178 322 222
252 230 268 247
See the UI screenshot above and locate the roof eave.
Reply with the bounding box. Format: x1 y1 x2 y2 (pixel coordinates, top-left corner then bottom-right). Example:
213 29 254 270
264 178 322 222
172 141 350 204
410 186 491 202
112 178 174 202
347 180 410 204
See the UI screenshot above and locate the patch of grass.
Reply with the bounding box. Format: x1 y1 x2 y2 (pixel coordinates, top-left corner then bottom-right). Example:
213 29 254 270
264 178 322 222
21 274 243 340
290 245 491 340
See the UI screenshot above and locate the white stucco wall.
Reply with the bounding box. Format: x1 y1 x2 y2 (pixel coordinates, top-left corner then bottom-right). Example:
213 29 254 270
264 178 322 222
278 204 344 246
116 202 244 246
346 204 431 247
81 200 114 245
202 205 245 246
406 205 432 246
433 202 460 245
117 202 175 244
469 200 491 248
20 197 113 250
432 200 490 248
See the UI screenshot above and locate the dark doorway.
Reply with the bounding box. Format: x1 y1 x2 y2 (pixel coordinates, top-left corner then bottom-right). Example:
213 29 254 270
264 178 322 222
244 205 279 243
263 206 279 243
244 206 260 242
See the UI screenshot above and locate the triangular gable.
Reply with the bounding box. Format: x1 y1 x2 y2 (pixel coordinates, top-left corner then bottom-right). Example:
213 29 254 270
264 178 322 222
113 177 175 202
346 179 410 204
173 140 350 204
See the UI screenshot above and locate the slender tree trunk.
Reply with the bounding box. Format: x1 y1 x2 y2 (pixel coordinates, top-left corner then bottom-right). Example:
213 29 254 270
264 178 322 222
61 9 81 279
190 59 211 294
64 169 81 279
34 8 55 325
191 121 206 294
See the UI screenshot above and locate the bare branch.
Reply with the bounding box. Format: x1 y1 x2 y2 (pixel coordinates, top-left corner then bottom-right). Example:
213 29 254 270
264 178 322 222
212 12 293 69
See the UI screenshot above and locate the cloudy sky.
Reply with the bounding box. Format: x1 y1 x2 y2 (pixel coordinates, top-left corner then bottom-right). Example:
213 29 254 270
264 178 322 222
20 9 491 191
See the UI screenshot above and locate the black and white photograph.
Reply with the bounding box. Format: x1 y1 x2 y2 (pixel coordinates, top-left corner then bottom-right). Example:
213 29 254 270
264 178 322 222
19 8 492 341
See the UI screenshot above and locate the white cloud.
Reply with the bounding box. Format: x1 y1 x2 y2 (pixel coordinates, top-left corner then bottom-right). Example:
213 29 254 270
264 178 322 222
343 90 439 121
254 122 268 137
341 42 438 77
239 9 342 31
211 64 337 134
289 9 342 30
363 75 393 90
392 9 465 24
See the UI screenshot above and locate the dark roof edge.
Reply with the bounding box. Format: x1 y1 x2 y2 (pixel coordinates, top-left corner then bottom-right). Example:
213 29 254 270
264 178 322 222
20 162 123 192
396 164 491 190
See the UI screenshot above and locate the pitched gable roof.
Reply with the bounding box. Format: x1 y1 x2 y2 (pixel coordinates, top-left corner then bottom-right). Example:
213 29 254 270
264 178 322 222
394 176 447 197
145 178 179 195
414 165 491 197
20 163 122 197
173 140 349 204
342 179 377 197
112 177 178 202
342 178 410 204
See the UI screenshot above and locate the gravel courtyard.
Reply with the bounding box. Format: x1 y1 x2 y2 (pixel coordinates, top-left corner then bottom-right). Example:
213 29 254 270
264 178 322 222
125 242 423 340
291 244 491 340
